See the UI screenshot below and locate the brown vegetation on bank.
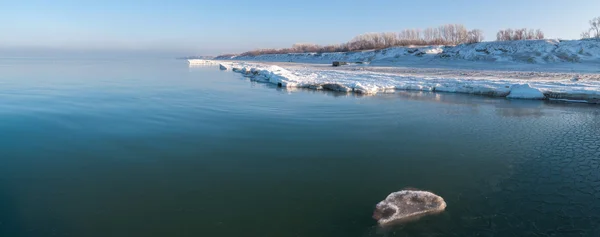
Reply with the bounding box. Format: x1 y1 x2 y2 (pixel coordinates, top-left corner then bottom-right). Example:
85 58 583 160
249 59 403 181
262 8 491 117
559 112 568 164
496 28 544 41
227 24 484 57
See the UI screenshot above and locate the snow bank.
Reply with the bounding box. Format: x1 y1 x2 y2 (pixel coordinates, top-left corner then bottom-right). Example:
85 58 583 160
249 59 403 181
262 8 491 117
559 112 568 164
215 39 600 65
445 39 600 63
212 61 600 103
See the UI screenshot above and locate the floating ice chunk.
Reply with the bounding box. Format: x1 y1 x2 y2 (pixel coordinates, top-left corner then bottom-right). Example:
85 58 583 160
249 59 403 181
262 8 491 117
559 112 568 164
352 82 380 94
373 189 447 226
507 84 546 99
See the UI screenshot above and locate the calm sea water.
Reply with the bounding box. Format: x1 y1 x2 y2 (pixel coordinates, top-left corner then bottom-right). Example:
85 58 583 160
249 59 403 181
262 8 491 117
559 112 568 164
1 58 599 237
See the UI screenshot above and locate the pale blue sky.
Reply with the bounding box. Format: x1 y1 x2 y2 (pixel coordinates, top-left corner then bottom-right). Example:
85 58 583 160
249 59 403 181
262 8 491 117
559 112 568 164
1 0 599 56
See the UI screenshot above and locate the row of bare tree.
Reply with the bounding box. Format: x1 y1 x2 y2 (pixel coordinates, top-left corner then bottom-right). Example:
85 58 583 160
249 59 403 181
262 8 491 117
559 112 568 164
346 25 484 51
496 28 545 41
224 17 600 58
236 24 485 57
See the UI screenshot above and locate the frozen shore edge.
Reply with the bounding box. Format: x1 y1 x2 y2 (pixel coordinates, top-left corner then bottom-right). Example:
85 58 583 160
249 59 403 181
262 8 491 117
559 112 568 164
190 60 600 104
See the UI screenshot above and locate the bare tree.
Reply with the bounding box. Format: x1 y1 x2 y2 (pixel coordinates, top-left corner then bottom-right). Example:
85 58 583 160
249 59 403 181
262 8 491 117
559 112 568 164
381 32 397 48
496 30 504 41
292 43 319 53
588 17 600 38
505 29 514 40
581 31 591 39
513 28 524 40
496 28 544 41
467 29 484 43
423 28 433 41
456 24 469 44
535 29 544 40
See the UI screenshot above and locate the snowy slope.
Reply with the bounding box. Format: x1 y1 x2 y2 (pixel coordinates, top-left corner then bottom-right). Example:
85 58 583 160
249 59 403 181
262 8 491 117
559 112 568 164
213 61 600 103
214 39 600 66
444 39 600 63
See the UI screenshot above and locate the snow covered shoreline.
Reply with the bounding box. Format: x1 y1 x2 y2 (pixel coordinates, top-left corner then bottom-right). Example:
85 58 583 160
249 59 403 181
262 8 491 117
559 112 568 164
188 39 600 104
190 60 600 104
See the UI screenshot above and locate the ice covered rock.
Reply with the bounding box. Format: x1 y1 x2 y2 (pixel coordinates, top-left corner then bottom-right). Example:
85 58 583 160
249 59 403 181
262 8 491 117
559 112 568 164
373 189 446 226
219 63 229 70
507 84 546 99
322 83 352 92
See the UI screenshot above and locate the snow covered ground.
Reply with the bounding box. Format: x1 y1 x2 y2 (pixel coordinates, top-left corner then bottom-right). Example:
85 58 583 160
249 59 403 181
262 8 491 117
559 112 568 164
190 39 600 104
214 39 600 73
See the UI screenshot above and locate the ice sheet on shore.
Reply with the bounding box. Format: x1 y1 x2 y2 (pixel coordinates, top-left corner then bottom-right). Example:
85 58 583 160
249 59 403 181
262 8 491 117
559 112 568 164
216 61 600 103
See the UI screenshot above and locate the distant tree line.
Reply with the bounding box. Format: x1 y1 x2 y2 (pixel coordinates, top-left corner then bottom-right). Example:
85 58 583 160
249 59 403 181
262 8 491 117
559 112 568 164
233 24 485 57
495 28 545 41
346 24 484 50
216 17 600 57
221 25 571 57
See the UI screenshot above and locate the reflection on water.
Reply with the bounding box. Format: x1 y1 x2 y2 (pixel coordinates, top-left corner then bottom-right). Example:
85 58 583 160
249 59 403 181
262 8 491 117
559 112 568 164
1 58 599 237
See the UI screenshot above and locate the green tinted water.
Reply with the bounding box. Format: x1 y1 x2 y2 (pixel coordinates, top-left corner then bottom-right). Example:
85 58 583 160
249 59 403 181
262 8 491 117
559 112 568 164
1 58 599 236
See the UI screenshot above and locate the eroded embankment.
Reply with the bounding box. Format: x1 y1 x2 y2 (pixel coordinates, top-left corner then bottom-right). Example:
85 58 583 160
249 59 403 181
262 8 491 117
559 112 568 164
214 39 600 66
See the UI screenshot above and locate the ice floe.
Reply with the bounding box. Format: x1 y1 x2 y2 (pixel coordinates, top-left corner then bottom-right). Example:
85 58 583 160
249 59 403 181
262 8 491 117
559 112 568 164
373 189 447 226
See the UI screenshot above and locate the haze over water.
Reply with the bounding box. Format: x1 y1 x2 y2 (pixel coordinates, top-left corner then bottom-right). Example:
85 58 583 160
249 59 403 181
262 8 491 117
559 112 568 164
1 58 599 236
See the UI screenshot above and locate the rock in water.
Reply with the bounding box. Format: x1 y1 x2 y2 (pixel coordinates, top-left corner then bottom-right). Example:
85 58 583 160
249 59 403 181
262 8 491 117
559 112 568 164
373 190 446 226
322 83 352 92
332 61 347 67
